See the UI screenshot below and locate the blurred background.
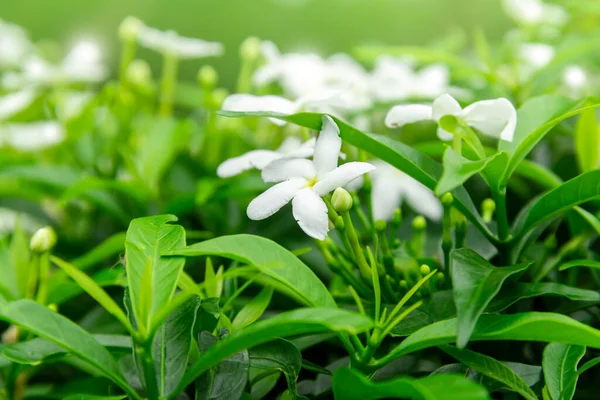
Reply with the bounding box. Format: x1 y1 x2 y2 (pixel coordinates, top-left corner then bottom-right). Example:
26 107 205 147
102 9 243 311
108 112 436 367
2 0 511 88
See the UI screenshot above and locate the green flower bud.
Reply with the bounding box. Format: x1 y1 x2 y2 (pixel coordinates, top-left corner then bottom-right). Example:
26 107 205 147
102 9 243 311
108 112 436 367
240 36 261 60
399 280 408 289
420 264 431 275
482 198 496 223
331 188 353 213
412 215 426 230
441 193 454 207
197 65 218 89
30 226 57 253
436 272 445 282
374 219 387 232
126 59 152 86
119 16 143 42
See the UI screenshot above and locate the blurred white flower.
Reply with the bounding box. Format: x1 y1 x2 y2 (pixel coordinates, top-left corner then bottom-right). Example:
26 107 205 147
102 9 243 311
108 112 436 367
385 94 517 142
0 89 37 120
217 136 315 178
562 65 588 97
57 91 94 121
2 40 107 88
520 43 555 70
503 0 568 26
370 56 450 102
0 19 33 68
247 116 375 240
370 160 442 222
1 121 65 151
0 208 43 236
137 24 224 59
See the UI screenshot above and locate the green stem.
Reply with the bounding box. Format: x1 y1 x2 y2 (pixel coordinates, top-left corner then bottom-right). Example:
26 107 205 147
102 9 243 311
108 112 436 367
25 254 39 300
159 53 179 116
35 253 50 305
492 189 510 242
341 211 371 278
119 38 137 86
452 135 462 154
139 339 160 400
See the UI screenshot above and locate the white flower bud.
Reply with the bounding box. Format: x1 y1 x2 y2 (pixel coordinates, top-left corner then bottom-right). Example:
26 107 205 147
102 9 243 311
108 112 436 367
119 16 143 42
240 36 261 60
126 59 152 86
331 188 353 213
30 226 57 253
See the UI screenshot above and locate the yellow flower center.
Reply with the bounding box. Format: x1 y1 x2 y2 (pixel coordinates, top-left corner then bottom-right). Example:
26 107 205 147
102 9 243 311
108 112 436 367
305 177 318 188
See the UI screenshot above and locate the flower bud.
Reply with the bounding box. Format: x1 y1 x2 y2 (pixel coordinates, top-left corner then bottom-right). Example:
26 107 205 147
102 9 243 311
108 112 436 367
240 36 261 60
441 193 454 207
482 198 496 223
374 219 386 232
197 65 218 89
412 215 426 230
331 188 353 213
399 280 408 289
420 264 431 275
126 59 152 86
119 16 143 42
436 272 445 282
30 226 57 253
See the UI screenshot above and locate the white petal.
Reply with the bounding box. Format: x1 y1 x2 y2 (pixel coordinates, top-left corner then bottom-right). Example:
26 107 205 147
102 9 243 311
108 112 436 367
216 150 281 178
371 176 404 221
284 137 316 158
415 64 449 98
437 127 454 141
0 89 37 120
261 158 316 183
384 104 433 128
313 115 341 178
403 179 443 221
276 137 303 153
291 188 329 240
463 98 517 142
2 121 65 151
138 26 223 59
432 94 462 122
221 94 296 126
247 178 306 220
313 162 376 196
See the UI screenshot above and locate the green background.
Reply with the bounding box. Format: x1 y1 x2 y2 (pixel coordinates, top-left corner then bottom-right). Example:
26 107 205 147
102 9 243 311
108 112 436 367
3 0 511 87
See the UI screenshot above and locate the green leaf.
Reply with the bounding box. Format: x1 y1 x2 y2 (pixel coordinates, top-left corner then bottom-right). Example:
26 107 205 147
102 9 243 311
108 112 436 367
558 259 600 271
63 396 126 400
574 109 599 172
195 297 221 335
543 343 586 400
489 282 600 312
332 367 490 400
164 234 335 308
380 312 600 365
436 148 499 195
3 334 131 364
249 339 302 397
72 232 126 271
174 308 372 394
154 295 200 397
0 299 138 399
450 248 530 348
499 95 599 186
514 170 600 237
440 346 537 400
51 256 133 334
10 219 30 298
47 268 126 306
125 215 186 333
217 111 492 241
232 286 274 330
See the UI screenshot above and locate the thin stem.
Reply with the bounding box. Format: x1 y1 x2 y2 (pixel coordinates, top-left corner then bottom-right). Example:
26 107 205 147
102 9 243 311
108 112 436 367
159 53 179 116
119 38 137 86
35 253 50 306
25 254 39 300
341 211 371 278
492 189 510 242
139 339 160 400
452 135 462 154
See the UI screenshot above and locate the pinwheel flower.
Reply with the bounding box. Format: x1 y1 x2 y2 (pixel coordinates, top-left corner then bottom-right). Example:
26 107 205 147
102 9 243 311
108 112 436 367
385 94 517 142
370 160 442 222
137 24 224 59
217 137 316 178
247 116 375 239
370 56 449 102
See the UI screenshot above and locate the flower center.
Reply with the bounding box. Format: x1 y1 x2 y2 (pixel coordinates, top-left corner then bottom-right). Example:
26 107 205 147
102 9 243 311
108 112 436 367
305 177 318 188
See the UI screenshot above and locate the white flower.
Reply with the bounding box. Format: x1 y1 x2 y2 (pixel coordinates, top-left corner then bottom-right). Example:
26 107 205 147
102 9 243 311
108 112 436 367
519 43 555 70
562 65 587 97
370 160 442 222
0 89 37 120
503 0 568 26
247 116 375 240
137 24 224 59
217 136 316 178
1 121 65 151
385 94 517 142
0 19 33 68
370 56 449 102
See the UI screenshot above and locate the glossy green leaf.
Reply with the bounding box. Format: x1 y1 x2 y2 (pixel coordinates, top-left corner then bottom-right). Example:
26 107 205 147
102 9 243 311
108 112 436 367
332 367 490 400
515 170 600 237
558 259 600 271
490 282 600 312
0 299 138 399
441 346 537 400
164 234 335 308
154 295 200 397
217 111 492 241
543 343 586 400
249 339 302 397
380 312 600 365
436 148 498 195
125 215 186 333
450 248 530 348
174 308 372 393
63 396 126 400
232 286 274 330
51 256 133 333
574 109 599 172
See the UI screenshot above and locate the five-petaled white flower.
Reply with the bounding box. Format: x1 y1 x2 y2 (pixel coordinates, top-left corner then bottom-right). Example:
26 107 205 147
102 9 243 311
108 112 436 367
385 93 517 142
217 136 316 178
502 0 568 27
247 116 375 240
370 160 442 222
137 23 224 59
